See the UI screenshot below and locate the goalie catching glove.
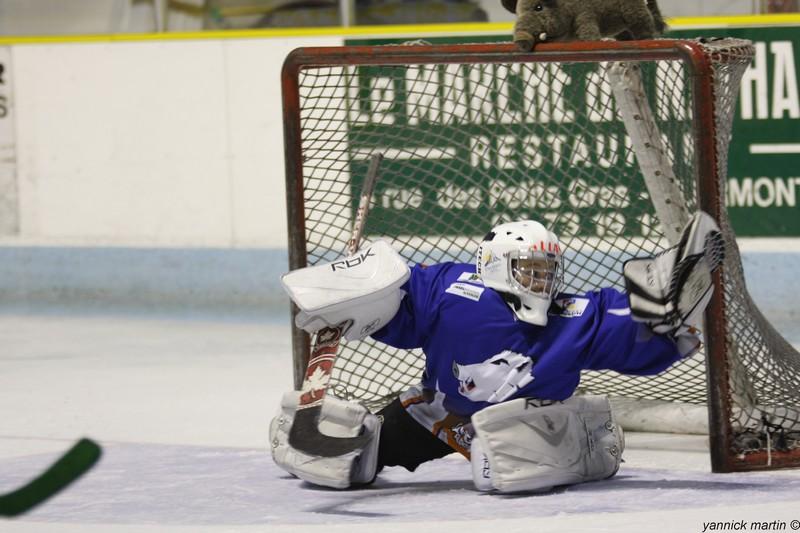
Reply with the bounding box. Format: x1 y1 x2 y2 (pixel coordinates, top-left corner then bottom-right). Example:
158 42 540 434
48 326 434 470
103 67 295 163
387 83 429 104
623 211 724 345
281 239 410 342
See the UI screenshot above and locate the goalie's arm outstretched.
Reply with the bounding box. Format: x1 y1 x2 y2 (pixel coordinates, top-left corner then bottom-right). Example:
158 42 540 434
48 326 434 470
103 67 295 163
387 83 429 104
587 211 724 374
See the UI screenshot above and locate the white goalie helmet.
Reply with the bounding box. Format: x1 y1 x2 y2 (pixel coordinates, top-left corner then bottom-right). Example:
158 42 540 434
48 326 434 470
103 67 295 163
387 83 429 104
477 220 565 326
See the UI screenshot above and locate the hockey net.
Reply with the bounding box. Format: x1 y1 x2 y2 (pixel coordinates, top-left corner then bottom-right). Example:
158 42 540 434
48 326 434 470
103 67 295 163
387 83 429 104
281 38 800 472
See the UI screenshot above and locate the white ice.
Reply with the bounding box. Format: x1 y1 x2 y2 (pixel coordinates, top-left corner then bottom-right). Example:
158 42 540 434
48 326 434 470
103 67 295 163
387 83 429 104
1 310 799 533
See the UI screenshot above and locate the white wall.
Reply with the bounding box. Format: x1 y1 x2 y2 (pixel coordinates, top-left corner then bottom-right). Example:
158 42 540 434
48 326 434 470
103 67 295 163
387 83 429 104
658 0 758 18
0 0 131 35
0 27 797 320
2 26 796 251
0 45 15 235
8 35 339 248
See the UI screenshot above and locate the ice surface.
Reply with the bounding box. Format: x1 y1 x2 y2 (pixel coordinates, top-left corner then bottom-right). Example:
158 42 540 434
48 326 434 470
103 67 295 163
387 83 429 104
1 311 799 533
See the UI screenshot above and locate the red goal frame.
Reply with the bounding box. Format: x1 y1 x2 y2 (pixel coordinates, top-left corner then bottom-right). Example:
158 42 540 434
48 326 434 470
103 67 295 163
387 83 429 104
280 39 800 473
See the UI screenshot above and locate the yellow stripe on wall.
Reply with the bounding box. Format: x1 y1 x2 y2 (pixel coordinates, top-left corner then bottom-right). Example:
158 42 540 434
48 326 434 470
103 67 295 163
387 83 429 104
669 13 800 28
0 22 508 45
0 13 799 46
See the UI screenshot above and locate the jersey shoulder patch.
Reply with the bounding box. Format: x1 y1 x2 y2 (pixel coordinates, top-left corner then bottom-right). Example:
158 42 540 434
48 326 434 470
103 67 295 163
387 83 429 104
456 271 484 285
550 296 590 318
445 282 485 302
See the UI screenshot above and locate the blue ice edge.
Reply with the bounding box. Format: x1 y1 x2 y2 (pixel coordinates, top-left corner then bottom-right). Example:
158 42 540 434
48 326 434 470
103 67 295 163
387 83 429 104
0 245 797 335
0 246 290 317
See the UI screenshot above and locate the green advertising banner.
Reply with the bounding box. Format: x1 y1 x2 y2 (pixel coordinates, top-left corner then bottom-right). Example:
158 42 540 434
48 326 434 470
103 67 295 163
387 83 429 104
668 26 800 236
345 25 800 237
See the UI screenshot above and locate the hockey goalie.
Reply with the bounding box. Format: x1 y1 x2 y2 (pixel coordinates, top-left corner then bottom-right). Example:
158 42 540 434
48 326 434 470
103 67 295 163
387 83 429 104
270 211 724 493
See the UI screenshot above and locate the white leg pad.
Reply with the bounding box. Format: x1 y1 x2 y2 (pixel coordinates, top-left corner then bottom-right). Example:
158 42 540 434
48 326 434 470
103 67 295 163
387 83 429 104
470 396 624 493
269 391 380 489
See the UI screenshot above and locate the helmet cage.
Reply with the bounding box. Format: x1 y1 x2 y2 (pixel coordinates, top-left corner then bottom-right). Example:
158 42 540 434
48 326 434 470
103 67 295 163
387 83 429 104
507 248 564 301
476 219 566 326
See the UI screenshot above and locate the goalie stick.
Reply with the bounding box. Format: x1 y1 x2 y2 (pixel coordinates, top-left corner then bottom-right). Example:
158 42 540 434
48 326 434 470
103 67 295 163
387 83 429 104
0 438 101 517
288 152 384 457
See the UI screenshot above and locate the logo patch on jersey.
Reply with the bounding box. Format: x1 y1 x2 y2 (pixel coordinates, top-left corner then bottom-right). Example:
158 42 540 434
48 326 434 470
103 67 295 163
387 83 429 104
457 272 484 285
452 350 534 403
449 422 474 452
551 297 589 318
445 282 484 302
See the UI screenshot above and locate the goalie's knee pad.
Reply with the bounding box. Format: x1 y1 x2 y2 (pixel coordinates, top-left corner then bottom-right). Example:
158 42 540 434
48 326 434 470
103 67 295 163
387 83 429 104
470 396 624 493
280 239 410 342
269 391 380 489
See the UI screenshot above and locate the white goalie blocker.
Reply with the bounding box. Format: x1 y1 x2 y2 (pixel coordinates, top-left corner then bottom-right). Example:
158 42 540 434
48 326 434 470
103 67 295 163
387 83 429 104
272 240 407 489
270 391 381 489
281 239 410 342
470 395 624 493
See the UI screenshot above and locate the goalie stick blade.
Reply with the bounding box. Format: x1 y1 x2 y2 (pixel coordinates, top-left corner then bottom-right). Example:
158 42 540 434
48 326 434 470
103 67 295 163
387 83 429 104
288 406 372 458
0 438 102 517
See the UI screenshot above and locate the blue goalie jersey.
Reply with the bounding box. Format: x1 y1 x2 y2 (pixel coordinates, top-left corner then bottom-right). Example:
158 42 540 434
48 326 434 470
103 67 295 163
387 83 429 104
371 262 684 417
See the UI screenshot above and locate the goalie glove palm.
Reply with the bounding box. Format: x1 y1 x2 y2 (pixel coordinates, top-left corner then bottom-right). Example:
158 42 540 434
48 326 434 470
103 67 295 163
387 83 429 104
624 211 725 337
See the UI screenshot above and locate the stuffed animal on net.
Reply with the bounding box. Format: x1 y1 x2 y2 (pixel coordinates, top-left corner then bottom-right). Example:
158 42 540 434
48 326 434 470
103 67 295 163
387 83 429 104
502 0 667 51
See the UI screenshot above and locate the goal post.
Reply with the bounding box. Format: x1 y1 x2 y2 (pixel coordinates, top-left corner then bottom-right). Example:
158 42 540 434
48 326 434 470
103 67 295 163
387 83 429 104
281 38 800 473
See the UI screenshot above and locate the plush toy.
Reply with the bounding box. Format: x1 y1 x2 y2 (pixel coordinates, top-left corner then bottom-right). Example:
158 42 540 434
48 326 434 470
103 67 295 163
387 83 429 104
502 0 667 51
